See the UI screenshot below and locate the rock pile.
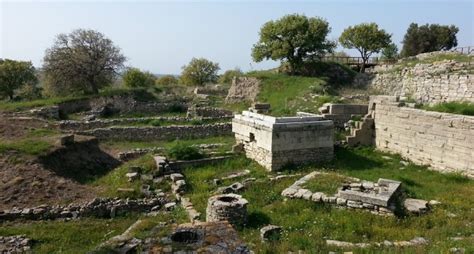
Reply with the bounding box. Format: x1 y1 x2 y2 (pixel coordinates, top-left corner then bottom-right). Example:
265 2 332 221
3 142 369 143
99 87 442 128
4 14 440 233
0 235 32 253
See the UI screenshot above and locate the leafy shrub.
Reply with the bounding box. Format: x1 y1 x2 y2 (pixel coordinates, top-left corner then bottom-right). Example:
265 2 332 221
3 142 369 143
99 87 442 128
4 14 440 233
149 119 162 126
168 143 204 161
156 75 178 86
219 68 243 84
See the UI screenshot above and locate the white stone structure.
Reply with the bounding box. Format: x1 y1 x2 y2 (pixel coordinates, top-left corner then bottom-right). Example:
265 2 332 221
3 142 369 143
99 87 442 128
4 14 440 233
232 111 334 171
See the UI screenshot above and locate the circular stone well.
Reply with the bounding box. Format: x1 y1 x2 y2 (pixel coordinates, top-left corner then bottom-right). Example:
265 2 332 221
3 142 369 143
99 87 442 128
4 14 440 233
206 194 248 226
171 228 202 244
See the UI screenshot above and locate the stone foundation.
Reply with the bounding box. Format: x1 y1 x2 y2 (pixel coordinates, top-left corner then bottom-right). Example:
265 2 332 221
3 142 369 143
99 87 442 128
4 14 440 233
281 172 403 216
76 123 232 141
233 111 334 171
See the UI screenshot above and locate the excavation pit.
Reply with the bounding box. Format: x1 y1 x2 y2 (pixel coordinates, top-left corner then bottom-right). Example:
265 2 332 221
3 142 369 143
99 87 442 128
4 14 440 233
171 229 201 244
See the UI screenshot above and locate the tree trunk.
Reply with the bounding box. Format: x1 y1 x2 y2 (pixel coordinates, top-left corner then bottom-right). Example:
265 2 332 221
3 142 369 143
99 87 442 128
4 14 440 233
360 61 366 73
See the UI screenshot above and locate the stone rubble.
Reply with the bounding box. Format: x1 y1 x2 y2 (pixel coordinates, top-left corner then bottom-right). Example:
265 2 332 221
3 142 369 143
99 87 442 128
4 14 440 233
326 237 429 249
0 235 32 253
0 197 166 222
260 225 282 242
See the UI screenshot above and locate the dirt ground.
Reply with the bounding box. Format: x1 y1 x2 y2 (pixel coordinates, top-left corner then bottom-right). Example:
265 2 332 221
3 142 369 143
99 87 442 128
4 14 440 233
0 118 99 210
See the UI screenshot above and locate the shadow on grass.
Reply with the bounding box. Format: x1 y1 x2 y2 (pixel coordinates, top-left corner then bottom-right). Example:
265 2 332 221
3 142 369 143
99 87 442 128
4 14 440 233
328 146 384 171
245 210 271 229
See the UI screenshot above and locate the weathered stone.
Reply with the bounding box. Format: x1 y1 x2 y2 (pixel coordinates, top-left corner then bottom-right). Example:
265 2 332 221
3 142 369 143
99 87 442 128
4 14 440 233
164 202 177 211
260 225 282 242
336 198 347 205
126 172 140 182
232 111 333 171
170 173 184 182
404 198 429 214
206 194 248 226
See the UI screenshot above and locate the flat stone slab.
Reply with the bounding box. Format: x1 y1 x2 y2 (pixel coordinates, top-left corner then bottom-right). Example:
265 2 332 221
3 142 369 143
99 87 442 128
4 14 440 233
404 198 429 214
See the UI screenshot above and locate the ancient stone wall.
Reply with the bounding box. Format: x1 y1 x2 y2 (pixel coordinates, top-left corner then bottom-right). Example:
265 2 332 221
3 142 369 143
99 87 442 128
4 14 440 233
77 123 232 141
318 103 368 128
0 197 165 222
356 55 473 104
373 96 474 177
57 95 189 115
225 77 261 103
59 116 232 131
186 106 234 118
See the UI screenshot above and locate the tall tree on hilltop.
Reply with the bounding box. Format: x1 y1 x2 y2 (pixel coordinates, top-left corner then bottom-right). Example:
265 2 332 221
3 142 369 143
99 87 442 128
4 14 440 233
339 23 392 73
42 29 126 96
401 23 459 57
252 14 336 75
180 58 220 86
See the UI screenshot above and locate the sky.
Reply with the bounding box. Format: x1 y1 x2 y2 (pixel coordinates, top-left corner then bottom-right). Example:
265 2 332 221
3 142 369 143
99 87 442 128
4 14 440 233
1 0 473 74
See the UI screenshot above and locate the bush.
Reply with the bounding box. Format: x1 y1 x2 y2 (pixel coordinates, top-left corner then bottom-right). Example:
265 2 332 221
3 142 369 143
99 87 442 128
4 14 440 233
123 68 156 88
219 68 243 84
168 143 204 161
156 75 178 86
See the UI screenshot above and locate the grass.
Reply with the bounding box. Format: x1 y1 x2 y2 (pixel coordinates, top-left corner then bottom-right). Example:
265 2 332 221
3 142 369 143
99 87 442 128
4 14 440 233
422 101 474 116
302 173 350 195
181 147 473 253
0 208 189 254
382 53 473 73
101 136 235 154
247 71 341 116
89 155 170 198
0 139 52 155
0 217 137 254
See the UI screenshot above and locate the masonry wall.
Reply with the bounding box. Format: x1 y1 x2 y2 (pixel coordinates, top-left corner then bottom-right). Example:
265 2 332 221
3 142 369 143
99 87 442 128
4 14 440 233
356 57 474 104
57 95 188 115
374 99 474 177
77 123 232 141
232 113 334 171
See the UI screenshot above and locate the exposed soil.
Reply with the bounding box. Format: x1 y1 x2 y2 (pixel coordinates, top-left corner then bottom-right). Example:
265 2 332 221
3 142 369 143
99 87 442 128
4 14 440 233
0 118 120 210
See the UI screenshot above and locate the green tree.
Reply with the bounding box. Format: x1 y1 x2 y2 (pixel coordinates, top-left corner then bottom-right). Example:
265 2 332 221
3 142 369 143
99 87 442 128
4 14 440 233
180 58 220 86
219 68 243 84
123 68 155 88
381 43 399 61
339 23 391 72
401 23 459 57
0 59 37 100
252 14 335 75
156 75 178 86
42 29 126 96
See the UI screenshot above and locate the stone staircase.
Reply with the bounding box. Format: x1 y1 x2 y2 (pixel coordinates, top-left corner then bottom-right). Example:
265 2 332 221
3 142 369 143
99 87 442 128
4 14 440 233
346 113 375 146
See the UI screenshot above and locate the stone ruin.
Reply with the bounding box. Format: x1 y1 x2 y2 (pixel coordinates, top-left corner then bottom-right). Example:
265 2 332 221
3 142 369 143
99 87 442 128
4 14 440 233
206 194 248 226
232 110 334 171
282 172 409 216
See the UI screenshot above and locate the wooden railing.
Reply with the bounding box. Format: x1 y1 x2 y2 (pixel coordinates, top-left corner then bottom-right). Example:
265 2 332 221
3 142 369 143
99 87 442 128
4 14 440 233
450 46 474 55
321 56 396 66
